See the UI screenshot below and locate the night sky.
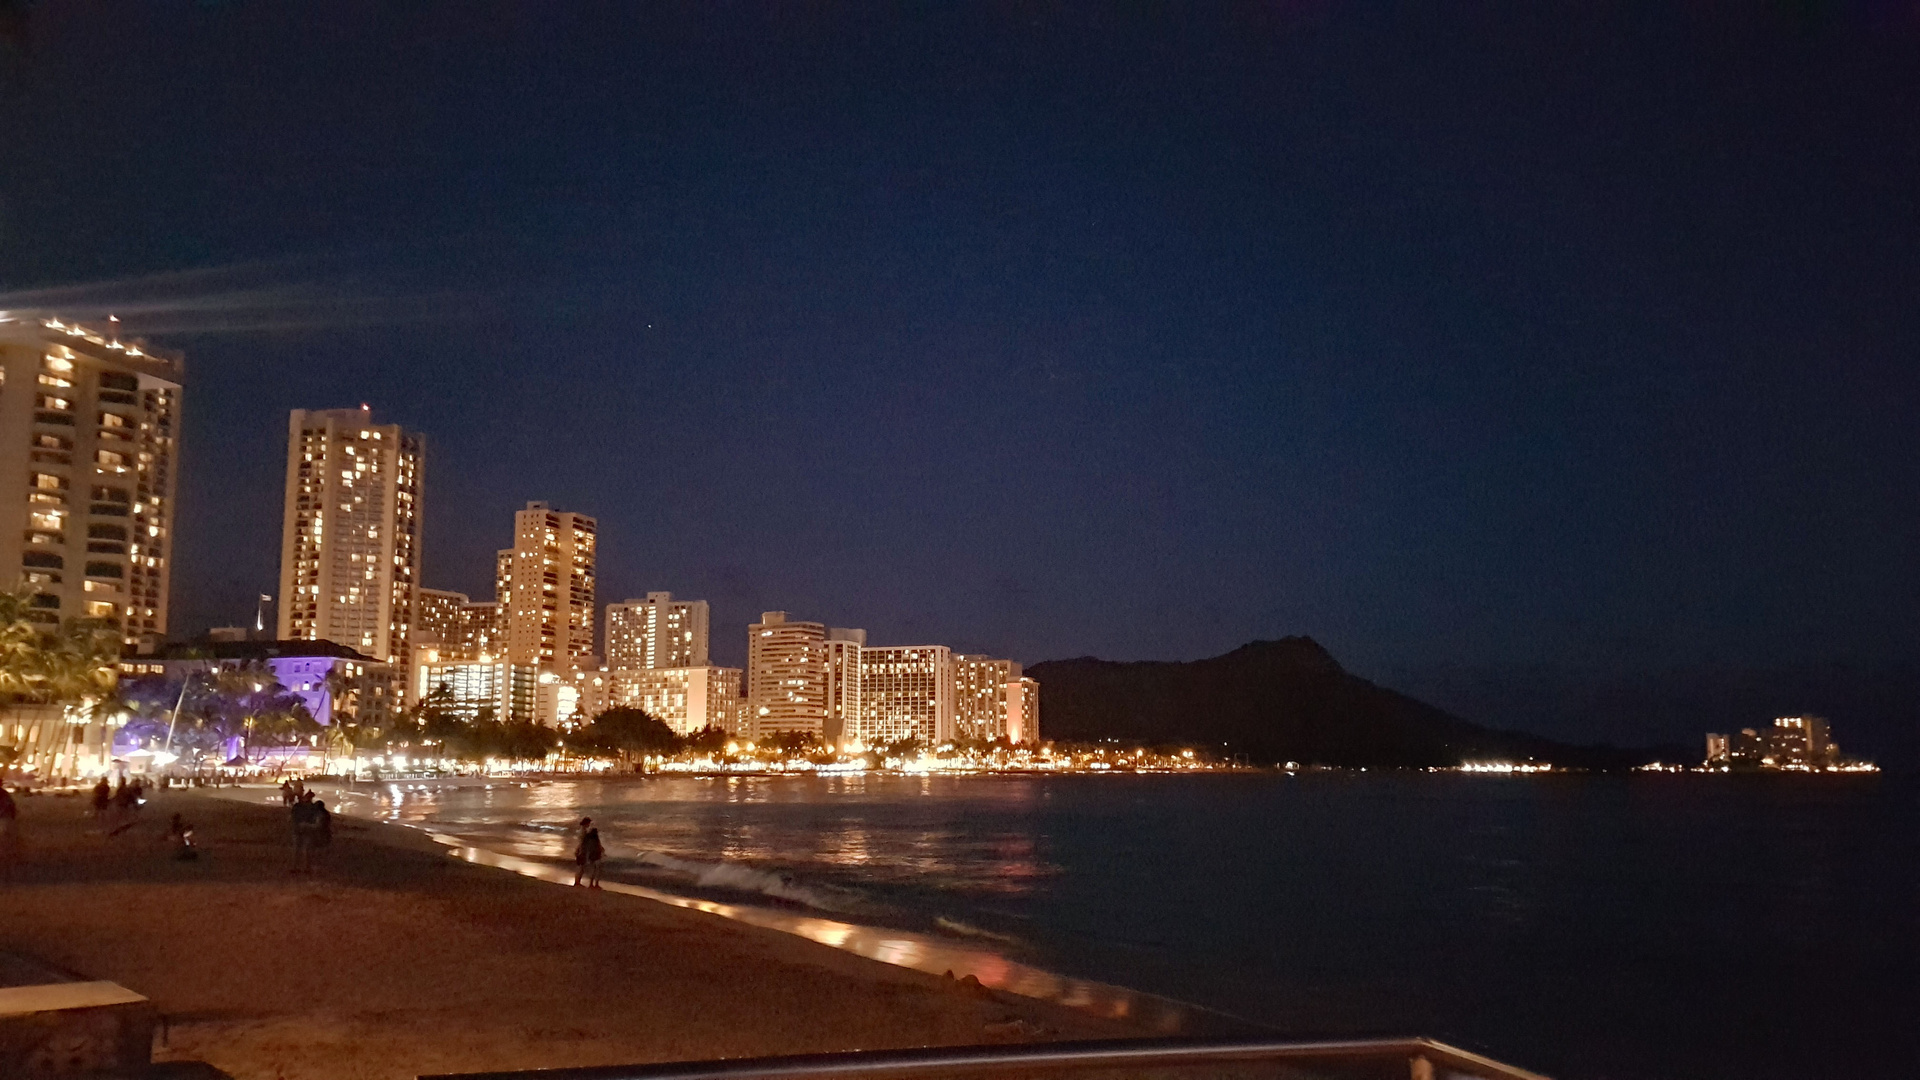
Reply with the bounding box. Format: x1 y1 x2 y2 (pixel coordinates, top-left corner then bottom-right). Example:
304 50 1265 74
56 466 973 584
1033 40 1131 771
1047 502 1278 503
2 4 1915 760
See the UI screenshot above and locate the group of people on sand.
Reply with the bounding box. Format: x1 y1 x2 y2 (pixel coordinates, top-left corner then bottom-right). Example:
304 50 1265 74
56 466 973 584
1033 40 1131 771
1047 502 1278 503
90 776 147 829
0 777 197 872
287 783 333 873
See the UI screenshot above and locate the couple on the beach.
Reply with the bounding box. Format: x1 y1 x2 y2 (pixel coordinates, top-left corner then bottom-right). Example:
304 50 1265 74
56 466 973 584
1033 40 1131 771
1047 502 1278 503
573 816 604 888
289 789 332 873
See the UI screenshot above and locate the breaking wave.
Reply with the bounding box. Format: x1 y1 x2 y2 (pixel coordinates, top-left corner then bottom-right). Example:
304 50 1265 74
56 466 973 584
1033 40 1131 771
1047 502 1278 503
934 916 1021 945
633 850 867 914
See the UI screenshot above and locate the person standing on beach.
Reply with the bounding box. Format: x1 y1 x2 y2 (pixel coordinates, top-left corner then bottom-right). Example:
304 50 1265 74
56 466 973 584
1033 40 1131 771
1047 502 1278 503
290 790 319 873
573 817 604 888
311 798 333 868
90 777 111 817
0 783 18 882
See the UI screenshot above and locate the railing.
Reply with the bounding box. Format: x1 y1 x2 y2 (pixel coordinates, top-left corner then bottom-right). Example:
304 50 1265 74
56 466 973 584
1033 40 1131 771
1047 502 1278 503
424 1036 1550 1080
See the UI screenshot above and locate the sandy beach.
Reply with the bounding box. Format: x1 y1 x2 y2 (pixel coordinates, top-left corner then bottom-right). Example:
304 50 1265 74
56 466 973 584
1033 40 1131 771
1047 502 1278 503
0 787 1148 1080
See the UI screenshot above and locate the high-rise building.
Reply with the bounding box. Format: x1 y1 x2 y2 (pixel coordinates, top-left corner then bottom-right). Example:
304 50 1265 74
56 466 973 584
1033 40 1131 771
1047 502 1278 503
609 666 742 735
415 656 511 722
605 592 709 670
954 655 1023 742
857 645 955 747
410 587 502 706
413 587 463 649
277 407 424 666
1008 675 1040 745
746 611 827 738
499 501 596 670
823 627 865 746
1 316 183 647
413 587 499 661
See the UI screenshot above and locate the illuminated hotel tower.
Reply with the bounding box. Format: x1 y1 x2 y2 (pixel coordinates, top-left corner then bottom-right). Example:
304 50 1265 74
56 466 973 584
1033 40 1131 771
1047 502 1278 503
746 611 827 738
857 644 955 746
823 627 865 745
499 501 596 670
1009 675 1040 745
413 586 499 661
953 655 1022 742
276 407 423 664
0 315 183 647
605 591 709 671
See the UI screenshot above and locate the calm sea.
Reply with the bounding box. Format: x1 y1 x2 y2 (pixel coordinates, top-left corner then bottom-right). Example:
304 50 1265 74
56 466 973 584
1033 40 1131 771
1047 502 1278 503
335 772 1917 1080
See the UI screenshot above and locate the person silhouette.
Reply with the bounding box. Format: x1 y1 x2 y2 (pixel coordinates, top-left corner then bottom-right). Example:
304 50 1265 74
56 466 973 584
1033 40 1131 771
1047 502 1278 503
572 817 604 888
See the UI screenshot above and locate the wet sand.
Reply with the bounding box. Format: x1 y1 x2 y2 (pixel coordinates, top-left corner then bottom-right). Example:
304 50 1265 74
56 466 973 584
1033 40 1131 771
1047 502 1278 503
0 788 1147 1080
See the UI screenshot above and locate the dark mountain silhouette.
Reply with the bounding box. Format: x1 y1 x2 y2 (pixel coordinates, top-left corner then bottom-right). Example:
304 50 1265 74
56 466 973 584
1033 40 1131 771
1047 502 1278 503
1028 637 1662 769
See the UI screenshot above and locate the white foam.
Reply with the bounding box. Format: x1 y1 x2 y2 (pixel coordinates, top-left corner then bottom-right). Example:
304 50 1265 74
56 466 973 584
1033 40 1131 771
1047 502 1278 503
934 915 1021 944
634 850 862 912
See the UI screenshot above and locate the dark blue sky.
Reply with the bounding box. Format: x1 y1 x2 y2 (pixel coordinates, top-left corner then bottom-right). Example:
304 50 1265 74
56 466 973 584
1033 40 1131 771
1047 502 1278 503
2 3 1915 758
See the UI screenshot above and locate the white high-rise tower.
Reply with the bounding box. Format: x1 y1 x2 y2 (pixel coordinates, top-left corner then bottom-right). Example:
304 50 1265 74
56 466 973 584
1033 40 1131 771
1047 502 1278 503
277 407 423 664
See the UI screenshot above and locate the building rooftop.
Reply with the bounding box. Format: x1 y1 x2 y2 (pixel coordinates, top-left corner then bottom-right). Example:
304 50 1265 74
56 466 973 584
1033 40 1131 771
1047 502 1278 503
1 314 186 379
141 638 379 662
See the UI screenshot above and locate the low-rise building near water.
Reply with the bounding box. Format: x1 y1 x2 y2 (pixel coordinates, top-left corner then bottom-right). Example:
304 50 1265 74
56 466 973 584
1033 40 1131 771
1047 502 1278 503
1704 715 1875 772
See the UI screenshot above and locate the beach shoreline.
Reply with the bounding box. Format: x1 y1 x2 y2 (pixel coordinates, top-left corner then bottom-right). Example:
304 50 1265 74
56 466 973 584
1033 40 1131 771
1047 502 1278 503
0 786 1161 1080
288 777 1243 1039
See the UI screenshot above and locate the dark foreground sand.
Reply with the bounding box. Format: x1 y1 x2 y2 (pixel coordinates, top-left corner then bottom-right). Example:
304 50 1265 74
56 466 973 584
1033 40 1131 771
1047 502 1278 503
0 788 1146 1080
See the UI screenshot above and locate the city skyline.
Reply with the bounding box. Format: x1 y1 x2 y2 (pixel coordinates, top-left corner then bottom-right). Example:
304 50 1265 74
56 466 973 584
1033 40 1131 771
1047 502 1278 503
3 7 1913 767
255 405 1037 741
3 11 1911 1080
3 366 1882 759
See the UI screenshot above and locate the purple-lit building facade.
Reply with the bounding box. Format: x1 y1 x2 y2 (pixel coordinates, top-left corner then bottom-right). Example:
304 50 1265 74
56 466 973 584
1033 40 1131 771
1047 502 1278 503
119 637 398 728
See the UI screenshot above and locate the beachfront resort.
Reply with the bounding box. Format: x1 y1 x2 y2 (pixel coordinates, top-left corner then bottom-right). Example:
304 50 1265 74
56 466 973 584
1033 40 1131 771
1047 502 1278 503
2 318 1052 783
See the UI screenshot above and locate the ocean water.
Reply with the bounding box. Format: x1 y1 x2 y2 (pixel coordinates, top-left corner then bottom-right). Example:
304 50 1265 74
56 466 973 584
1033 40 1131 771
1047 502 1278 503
335 772 1917 1080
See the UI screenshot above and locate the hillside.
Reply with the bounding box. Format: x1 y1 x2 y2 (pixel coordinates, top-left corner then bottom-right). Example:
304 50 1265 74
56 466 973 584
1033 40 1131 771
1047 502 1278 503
1028 637 1639 768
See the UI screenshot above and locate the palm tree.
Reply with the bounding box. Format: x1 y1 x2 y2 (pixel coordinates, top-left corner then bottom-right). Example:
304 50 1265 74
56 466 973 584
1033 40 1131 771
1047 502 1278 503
323 665 357 725
206 665 318 766
249 697 322 760
0 586 125 780
0 589 46 699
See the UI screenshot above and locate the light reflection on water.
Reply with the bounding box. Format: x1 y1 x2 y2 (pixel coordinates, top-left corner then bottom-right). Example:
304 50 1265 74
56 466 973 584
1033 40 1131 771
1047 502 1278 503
334 774 1061 912
327 770 1920 1080
416 826 1199 1034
